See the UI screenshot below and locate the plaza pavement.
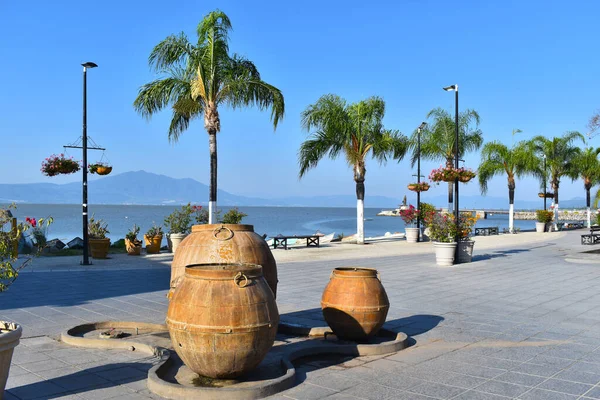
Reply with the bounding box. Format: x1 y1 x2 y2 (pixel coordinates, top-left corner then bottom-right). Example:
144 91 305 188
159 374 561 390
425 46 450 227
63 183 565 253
3 230 600 399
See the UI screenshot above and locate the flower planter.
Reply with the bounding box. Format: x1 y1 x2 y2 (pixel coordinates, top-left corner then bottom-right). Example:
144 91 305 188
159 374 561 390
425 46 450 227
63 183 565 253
433 242 457 266
89 238 110 259
407 184 417 191
535 222 546 233
125 239 142 256
459 176 473 183
422 227 431 242
405 227 419 243
169 233 187 254
0 321 22 396
457 240 475 263
144 234 163 254
96 166 112 176
442 176 457 182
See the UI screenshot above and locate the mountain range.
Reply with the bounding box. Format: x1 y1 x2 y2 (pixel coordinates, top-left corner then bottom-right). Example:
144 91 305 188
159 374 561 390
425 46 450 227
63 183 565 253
0 171 587 209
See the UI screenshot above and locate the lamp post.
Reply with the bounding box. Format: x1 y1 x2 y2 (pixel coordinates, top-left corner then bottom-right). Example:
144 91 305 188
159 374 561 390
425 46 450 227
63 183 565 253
81 62 97 265
416 122 427 242
443 84 459 262
543 154 547 211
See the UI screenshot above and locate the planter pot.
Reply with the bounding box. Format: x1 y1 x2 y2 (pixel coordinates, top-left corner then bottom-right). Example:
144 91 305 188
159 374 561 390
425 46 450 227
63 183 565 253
321 268 389 340
459 176 473 183
89 238 110 259
144 234 163 254
125 239 142 256
405 227 420 243
535 222 546 233
0 321 22 397
546 223 554 232
457 240 475 263
169 233 188 254
407 184 417 191
96 166 112 176
170 224 278 300
167 263 278 378
433 242 457 266
166 234 173 252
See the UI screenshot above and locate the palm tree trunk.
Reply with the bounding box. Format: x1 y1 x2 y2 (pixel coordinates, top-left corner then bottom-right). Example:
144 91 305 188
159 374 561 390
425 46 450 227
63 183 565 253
208 130 218 224
553 181 559 230
356 179 365 245
586 185 591 228
508 179 515 233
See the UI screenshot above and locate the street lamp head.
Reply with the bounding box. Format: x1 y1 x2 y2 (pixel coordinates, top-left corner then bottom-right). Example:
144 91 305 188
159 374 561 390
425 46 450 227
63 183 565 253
82 62 98 69
443 84 458 92
418 122 427 130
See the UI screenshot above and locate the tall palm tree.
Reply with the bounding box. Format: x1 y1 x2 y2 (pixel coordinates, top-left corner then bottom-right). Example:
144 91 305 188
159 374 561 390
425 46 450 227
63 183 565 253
573 146 600 227
298 94 407 244
478 136 535 233
411 108 483 210
529 132 584 228
133 10 285 223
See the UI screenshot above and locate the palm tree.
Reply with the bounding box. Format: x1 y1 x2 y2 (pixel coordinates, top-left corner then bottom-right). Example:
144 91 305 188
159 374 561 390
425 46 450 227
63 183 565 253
298 94 407 244
411 108 483 210
133 10 285 223
572 146 600 227
478 136 535 233
529 132 584 228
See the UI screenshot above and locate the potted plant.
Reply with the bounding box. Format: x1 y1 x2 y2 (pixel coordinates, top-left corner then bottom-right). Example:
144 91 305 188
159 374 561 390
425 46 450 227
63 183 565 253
220 208 248 224
457 213 479 263
399 205 419 243
88 216 110 258
535 210 553 233
125 224 142 255
407 182 430 192
1 205 52 395
425 212 458 266
164 204 194 253
418 202 437 241
429 166 459 183
41 154 81 176
144 224 163 254
457 167 476 183
88 162 113 176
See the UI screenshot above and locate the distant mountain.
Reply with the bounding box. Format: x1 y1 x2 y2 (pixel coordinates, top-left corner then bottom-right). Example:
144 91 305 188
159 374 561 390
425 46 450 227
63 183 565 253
0 171 588 209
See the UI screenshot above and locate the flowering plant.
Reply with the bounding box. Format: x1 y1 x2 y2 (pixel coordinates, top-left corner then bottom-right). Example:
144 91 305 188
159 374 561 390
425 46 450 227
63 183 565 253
536 210 553 223
41 154 81 177
429 166 459 182
1 205 53 291
457 167 476 182
88 162 112 174
164 204 194 234
424 212 458 243
459 212 479 241
399 205 419 226
418 203 437 226
192 205 210 225
407 182 430 192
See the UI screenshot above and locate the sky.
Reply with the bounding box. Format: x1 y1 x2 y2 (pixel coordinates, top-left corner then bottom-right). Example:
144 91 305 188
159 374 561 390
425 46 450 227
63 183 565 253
1 0 599 205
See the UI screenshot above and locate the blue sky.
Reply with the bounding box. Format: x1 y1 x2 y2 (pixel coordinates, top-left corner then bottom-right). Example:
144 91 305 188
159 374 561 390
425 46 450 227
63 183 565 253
1 0 598 205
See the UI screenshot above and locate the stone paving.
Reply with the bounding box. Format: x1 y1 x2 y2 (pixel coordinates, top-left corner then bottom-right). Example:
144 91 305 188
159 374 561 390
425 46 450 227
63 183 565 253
3 230 600 399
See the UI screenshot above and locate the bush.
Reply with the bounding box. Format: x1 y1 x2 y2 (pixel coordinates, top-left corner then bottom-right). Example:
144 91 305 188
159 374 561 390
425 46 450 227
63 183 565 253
220 208 248 224
427 213 458 243
399 205 418 226
164 204 193 234
418 203 437 226
536 210 553 223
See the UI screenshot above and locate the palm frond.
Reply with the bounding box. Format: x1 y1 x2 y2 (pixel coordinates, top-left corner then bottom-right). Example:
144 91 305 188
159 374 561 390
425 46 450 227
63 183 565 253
148 33 194 72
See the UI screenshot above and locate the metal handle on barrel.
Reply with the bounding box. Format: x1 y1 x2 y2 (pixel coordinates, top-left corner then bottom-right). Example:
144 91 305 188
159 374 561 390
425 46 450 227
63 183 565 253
234 272 249 288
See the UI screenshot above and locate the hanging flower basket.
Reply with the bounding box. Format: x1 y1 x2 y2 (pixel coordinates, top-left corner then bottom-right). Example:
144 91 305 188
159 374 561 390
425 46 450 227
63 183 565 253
429 166 459 183
89 163 113 176
457 168 476 183
41 154 81 177
407 182 430 192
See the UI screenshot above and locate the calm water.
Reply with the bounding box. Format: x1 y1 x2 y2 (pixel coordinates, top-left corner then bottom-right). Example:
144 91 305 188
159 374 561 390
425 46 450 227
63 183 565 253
4 204 535 243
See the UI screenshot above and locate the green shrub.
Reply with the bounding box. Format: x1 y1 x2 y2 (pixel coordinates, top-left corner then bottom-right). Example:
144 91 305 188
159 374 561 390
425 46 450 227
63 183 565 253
220 208 248 224
536 210 553 223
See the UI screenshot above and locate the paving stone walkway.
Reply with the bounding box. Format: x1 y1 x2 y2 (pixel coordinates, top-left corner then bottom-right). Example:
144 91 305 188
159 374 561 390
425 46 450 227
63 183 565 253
3 230 600 399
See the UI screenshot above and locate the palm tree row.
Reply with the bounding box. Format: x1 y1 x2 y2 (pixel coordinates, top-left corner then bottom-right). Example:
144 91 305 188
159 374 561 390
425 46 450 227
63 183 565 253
135 10 597 241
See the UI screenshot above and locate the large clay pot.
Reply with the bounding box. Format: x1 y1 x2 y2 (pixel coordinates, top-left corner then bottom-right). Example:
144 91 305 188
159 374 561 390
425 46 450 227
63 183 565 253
170 224 277 298
166 263 279 379
169 233 187 254
89 238 110 259
321 267 389 341
144 234 163 254
535 222 546 233
434 242 457 266
0 321 22 397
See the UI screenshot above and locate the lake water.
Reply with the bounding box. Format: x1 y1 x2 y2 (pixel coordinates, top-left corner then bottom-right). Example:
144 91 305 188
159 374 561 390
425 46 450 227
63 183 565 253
3 204 536 243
